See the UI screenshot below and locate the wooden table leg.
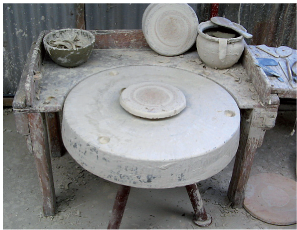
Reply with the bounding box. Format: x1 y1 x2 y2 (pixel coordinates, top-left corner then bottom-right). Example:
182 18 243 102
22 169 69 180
186 183 212 227
28 112 56 216
45 112 65 158
107 185 131 229
228 106 278 207
14 112 32 153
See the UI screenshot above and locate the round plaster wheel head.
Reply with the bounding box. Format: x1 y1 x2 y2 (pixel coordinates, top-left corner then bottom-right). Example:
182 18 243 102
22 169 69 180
142 4 199 56
120 82 186 119
244 173 296 226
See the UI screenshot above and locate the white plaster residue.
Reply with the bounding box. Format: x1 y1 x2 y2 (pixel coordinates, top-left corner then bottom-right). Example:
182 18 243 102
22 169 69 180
57 56 70 64
158 162 175 170
15 29 23 35
47 199 53 209
35 151 43 160
99 136 110 144
109 70 119 76
44 96 55 104
58 74 67 79
32 142 43 159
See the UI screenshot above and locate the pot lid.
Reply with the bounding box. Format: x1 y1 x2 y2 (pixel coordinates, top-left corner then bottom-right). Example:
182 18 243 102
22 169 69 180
142 4 199 56
120 82 186 119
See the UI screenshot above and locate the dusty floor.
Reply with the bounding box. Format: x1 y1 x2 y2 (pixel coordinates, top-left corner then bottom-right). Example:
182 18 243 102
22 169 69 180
3 107 296 229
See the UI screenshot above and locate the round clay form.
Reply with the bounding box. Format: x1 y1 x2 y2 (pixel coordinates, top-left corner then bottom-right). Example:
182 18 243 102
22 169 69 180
142 4 199 56
120 82 186 119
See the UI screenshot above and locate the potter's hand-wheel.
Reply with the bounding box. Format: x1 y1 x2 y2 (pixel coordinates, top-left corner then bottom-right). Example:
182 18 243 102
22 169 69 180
120 81 186 119
62 65 240 189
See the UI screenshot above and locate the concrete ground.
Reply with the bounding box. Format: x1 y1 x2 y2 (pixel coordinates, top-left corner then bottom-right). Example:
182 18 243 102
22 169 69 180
3 107 296 229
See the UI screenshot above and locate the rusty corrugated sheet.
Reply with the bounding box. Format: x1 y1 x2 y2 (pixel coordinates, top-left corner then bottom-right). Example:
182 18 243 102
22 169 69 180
217 3 296 49
84 4 204 30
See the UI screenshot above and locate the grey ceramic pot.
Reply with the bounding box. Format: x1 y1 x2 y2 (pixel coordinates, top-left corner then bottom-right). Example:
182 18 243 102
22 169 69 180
43 28 95 68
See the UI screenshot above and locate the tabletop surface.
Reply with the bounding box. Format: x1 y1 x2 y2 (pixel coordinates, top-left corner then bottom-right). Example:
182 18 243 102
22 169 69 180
62 65 240 188
30 49 260 113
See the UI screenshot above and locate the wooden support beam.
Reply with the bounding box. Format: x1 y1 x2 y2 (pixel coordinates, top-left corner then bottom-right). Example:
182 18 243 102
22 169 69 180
46 112 65 158
228 103 279 207
28 112 56 216
76 4 85 30
3 97 14 107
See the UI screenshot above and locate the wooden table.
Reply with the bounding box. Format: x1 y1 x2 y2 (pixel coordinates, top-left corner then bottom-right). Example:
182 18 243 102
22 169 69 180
12 29 296 220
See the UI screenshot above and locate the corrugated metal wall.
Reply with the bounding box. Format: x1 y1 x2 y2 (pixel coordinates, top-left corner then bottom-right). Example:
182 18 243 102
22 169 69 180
3 3 296 96
3 3 78 95
217 3 296 49
85 4 150 30
84 4 211 30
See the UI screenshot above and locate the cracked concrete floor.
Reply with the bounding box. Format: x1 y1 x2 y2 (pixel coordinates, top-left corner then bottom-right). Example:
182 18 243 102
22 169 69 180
3 108 296 229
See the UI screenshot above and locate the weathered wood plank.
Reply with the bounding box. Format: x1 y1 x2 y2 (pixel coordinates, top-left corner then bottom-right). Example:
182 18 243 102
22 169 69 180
92 29 150 49
242 43 272 105
228 109 265 207
14 112 29 135
24 31 48 107
14 111 32 153
76 3 85 30
13 42 36 109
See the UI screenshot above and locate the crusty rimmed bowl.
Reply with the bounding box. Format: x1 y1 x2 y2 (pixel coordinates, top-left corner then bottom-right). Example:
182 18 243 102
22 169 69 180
43 28 95 67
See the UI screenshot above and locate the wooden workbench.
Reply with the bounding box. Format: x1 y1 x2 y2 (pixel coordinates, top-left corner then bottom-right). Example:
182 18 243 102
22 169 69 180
13 29 296 216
